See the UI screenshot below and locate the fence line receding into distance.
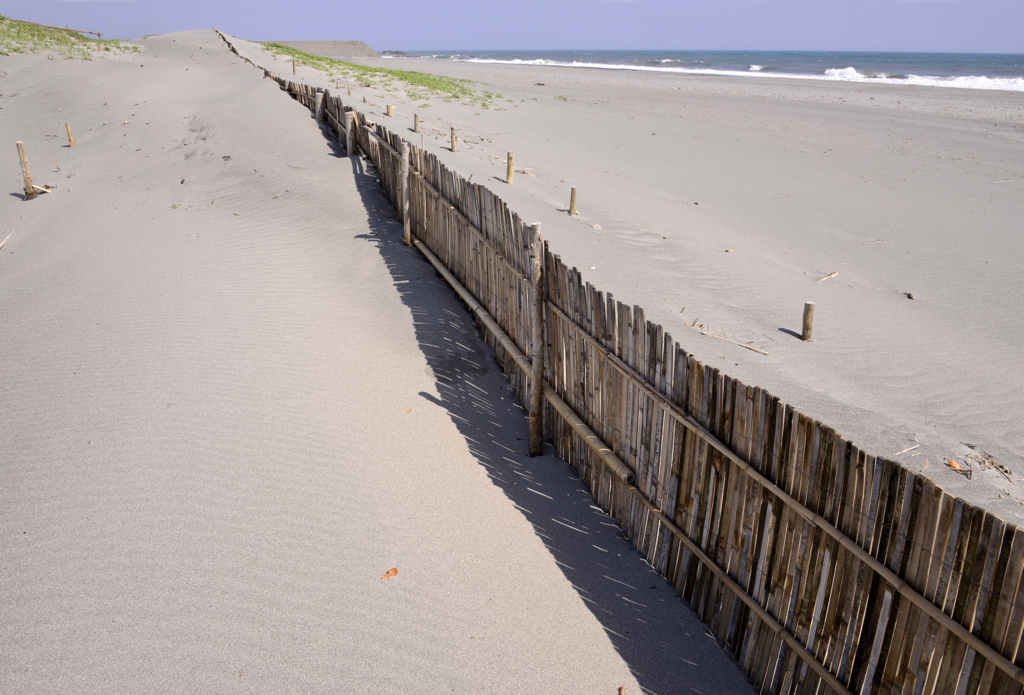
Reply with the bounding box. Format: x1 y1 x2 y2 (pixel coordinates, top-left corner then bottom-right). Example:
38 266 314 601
218 32 1024 695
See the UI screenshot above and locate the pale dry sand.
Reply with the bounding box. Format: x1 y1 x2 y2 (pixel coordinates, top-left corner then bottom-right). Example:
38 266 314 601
0 32 754 694
275 49 1024 520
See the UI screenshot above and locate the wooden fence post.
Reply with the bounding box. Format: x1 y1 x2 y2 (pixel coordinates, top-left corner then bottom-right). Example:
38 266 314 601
314 92 324 122
66 123 75 148
348 85 352 96
569 187 577 216
387 104 394 118
292 56 296 75
16 141 37 201
528 222 545 456
414 113 420 133
401 142 411 245
507 152 514 184
345 112 356 157
802 302 815 341
450 127 457 153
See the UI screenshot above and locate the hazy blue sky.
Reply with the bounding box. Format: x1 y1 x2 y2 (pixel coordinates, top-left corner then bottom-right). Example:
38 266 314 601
9 0 1024 53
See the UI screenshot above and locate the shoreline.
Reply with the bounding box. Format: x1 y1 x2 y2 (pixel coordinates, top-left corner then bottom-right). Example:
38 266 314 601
378 51 1024 93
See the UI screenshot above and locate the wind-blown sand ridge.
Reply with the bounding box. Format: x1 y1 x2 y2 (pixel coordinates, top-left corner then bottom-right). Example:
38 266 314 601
1 29 755 693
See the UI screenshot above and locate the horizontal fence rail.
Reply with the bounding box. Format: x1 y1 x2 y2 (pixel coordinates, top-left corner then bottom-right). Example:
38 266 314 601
216 31 1024 695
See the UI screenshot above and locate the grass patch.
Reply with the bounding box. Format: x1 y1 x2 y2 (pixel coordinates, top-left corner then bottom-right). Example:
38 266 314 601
0 15 138 59
262 42 491 106
554 95 569 102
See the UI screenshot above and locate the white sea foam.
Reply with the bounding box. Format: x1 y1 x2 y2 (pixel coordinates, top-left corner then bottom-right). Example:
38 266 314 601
452 56 1024 92
749 65 765 71
824 67 861 79
823 66 1024 91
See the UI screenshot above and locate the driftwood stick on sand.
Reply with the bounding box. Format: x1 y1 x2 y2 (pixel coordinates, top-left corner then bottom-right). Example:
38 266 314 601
802 301 815 341
66 123 75 148
0 233 11 250
700 331 770 355
16 141 37 201
817 271 838 283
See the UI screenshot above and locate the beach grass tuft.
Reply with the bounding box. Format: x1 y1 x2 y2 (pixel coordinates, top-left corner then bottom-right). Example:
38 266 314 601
261 42 491 107
0 15 139 59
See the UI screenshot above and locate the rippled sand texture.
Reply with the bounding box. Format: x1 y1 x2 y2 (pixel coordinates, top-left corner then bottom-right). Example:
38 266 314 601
0 31 756 694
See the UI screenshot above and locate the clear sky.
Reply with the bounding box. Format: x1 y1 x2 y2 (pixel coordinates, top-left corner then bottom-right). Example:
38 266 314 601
8 0 1024 54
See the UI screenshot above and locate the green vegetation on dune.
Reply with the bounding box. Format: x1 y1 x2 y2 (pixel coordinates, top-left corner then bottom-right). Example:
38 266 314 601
0 15 138 59
261 42 491 107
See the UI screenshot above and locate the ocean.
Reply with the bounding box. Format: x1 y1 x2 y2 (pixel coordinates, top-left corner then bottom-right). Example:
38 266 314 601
389 50 1024 92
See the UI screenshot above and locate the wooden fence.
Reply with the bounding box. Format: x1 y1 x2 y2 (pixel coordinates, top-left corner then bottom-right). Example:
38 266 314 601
217 32 1024 695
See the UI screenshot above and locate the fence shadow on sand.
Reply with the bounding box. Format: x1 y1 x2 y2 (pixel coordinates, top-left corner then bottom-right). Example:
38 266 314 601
344 150 754 694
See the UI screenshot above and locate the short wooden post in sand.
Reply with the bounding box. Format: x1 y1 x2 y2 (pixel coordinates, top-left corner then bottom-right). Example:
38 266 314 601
450 127 457 153
528 222 545 456
401 142 411 245
66 123 75 148
387 104 394 118
314 92 324 122
16 141 37 201
413 113 420 133
568 187 577 216
802 302 815 341
292 56 296 75
344 112 357 157
348 85 352 96
506 152 514 184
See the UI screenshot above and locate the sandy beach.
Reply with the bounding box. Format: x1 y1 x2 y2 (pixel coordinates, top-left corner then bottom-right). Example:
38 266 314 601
255 46 1024 519
0 31 758 694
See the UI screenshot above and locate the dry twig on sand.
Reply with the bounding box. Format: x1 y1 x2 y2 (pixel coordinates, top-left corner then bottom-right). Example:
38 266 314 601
700 331 770 355
894 435 920 457
962 443 1013 484
817 271 838 283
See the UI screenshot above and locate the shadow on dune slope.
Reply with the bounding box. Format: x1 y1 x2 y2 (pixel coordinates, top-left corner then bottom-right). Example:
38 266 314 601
335 130 754 694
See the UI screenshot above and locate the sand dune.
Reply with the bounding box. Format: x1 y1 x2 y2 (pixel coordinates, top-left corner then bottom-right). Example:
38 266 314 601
0 31 754 693
273 48 1023 519
274 40 379 58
